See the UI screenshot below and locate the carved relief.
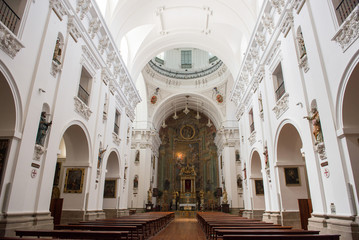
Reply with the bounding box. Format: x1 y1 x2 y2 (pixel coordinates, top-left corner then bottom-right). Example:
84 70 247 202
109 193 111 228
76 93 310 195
0 23 24 58
112 132 121 146
33 144 46 161
76 0 91 20
67 16 82 42
74 96 92 120
272 92 289 119
248 131 256 146
332 7 359 52
50 0 68 20
88 18 101 39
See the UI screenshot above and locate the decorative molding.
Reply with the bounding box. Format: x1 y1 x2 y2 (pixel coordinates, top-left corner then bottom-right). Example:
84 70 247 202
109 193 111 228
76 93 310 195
50 0 68 20
292 0 306 14
76 0 91 20
266 41 281 66
126 107 135 122
74 96 92 120
81 45 100 70
235 104 245 121
0 22 24 58
50 60 62 77
33 144 45 160
272 92 289 119
98 36 109 55
315 142 327 160
112 132 121 146
270 0 285 14
101 69 111 85
67 16 82 42
250 47 259 64
299 54 309 72
255 31 266 51
280 10 294 37
248 131 256 146
262 13 274 34
88 18 101 39
332 6 359 52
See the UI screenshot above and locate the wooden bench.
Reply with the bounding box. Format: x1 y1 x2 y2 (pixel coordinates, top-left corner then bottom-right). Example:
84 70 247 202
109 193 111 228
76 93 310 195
215 229 320 240
222 234 340 240
16 229 130 239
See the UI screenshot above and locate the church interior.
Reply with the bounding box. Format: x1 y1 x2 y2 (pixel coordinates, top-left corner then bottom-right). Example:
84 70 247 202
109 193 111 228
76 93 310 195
0 0 358 239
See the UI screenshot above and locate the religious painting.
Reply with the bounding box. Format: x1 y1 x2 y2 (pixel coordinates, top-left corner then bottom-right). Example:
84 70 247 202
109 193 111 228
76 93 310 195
255 179 264 195
284 167 300 186
64 168 84 193
0 139 9 185
53 161 62 186
180 124 195 140
104 179 116 198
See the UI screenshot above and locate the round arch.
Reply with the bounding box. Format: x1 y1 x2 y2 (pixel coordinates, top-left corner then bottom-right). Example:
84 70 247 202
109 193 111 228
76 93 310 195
248 150 265 213
151 93 224 130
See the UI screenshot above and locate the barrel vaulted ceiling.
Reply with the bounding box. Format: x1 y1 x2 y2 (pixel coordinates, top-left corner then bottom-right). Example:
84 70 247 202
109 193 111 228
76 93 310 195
96 0 262 82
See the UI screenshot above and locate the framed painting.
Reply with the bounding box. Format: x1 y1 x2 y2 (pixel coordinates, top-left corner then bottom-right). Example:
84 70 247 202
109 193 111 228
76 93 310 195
53 161 61 186
284 167 300 186
0 139 9 186
104 179 116 198
255 179 264 195
64 168 84 193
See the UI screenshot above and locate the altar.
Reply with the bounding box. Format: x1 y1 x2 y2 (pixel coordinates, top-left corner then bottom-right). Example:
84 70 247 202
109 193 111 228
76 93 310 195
179 203 196 211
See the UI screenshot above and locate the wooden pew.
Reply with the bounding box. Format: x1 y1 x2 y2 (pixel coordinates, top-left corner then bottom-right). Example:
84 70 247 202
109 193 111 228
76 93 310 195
222 234 340 240
16 229 130 239
215 229 319 240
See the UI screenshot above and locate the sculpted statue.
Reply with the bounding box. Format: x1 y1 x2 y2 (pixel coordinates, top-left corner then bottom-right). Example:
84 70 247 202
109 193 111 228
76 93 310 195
304 107 323 143
36 112 52 146
147 188 152 203
222 188 228 204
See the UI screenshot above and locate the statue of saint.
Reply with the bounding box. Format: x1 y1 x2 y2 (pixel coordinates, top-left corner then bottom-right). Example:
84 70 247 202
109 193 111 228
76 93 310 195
36 112 52 146
133 176 138 189
222 188 228 204
147 188 152 203
304 107 323 143
97 146 107 169
263 146 269 168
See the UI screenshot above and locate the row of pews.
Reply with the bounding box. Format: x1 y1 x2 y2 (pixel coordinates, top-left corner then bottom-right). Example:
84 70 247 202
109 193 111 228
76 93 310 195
197 212 340 240
11 211 174 240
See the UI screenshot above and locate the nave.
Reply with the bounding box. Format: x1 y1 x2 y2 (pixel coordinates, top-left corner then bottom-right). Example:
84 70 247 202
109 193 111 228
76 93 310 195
2 211 341 240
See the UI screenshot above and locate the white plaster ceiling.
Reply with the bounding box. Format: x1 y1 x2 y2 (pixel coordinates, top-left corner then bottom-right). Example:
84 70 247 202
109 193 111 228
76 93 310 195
98 0 262 81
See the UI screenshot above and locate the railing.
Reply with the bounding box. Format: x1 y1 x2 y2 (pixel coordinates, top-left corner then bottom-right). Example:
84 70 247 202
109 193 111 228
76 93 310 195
250 122 255 133
0 0 20 34
336 0 359 24
78 85 89 105
181 63 192 69
275 81 286 101
149 60 223 80
114 123 119 135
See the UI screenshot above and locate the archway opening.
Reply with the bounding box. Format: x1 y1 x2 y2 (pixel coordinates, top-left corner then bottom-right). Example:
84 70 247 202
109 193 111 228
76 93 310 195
103 151 120 218
50 124 90 224
0 71 16 193
250 151 265 219
157 109 218 213
341 62 359 203
277 123 311 229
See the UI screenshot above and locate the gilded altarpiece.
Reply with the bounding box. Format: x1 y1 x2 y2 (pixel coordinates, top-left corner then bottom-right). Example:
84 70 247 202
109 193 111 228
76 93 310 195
158 110 218 206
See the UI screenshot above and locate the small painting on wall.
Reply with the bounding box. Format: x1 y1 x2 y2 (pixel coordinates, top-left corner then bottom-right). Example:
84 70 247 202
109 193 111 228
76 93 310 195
284 167 300 186
64 168 84 193
255 179 264 195
104 179 116 198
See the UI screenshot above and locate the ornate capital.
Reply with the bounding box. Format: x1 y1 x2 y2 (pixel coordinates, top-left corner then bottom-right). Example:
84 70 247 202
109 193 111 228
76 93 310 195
68 16 82 42
280 10 294 37
50 0 68 20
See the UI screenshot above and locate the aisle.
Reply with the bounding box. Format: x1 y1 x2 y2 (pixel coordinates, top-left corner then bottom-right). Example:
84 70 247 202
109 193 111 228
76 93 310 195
151 217 206 240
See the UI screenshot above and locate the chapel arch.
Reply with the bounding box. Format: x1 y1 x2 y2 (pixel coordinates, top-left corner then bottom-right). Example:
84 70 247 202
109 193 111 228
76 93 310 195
0 70 17 195
276 122 311 229
50 123 91 224
102 150 121 218
249 150 265 219
339 60 359 206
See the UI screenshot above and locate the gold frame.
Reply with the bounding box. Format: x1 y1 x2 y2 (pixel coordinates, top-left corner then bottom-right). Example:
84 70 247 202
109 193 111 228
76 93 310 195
64 168 85 193
104 179 117 198
180 124 195 140
284 167 301 186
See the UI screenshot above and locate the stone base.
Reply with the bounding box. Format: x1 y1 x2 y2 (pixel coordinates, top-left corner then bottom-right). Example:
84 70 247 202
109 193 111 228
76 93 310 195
117 209 130 217
84 210 105 221
61 210 85 224
308 214 359 240
262 211 281 224
281 211 301 229
230 208 241 215
0 212 53 237
242 209 264 220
